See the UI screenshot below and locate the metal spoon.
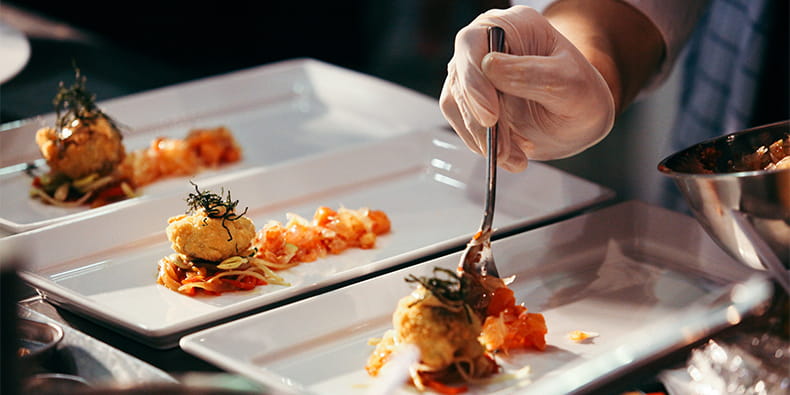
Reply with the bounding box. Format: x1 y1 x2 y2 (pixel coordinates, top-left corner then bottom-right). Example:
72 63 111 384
458 26 505 279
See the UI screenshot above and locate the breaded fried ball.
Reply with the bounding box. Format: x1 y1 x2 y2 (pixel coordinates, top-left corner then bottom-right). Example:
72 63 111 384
166 210 256 262
35 116 125 180
392 287 485 371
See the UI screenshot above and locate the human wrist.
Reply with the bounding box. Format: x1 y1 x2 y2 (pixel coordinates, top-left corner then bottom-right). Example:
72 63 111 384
543 0 663 114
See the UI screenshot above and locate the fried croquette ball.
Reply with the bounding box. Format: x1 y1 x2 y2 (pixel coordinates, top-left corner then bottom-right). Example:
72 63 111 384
166 210 256 262
392 287 486 371
35 116 125 180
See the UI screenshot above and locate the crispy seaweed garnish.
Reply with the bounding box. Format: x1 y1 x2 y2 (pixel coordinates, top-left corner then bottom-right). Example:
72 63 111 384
186 181 249 241
406 267 469 310
53 64 120 137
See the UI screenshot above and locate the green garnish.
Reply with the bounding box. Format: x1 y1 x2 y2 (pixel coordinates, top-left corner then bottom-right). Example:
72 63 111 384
53 64 119 136
186 181 249 241
406 267 469 310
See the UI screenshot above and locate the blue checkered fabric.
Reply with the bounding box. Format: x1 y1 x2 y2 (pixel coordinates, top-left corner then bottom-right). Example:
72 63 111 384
663 0 776 212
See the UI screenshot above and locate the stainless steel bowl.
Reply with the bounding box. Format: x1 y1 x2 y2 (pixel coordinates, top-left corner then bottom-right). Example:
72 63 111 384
17 318 64 366
658 121 789 275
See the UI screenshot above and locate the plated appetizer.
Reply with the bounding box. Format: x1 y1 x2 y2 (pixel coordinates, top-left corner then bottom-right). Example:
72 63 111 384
30 68 242 208
158 183 392 296
118 126 241 188
253 206 391 269
31 68 131 207
366 268 546 394
158 184 287 296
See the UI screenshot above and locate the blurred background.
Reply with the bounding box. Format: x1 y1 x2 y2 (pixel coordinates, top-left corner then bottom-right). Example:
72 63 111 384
0 0 680 208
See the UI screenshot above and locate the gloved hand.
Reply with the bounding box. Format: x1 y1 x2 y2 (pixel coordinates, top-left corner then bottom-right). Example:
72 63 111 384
440 5 615 172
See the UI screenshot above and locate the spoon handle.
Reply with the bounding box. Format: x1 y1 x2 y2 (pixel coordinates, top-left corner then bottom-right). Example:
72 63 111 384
481 26 505 234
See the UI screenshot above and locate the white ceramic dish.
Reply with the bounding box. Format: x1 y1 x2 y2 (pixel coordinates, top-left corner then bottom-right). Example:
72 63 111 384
180 201 770 395
0 22 30 83
0 58 447 233
8 128 612 349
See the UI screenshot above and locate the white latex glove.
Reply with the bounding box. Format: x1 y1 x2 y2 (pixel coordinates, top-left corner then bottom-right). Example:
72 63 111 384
440 5 616 172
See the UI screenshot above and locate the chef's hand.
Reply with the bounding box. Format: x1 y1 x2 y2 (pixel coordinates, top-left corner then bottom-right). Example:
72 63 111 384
440 5 616 172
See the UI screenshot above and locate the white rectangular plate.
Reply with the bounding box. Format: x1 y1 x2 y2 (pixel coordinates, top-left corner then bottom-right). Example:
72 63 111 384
180 201 770 395
8 128 612 348
0 58 448 233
